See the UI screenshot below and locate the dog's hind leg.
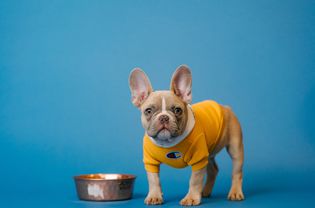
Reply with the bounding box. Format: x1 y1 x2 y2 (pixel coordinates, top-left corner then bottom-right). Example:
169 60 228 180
202 157 219 197
226 110 245 201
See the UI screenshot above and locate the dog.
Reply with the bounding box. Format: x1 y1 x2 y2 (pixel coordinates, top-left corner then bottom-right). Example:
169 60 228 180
128 65 244 206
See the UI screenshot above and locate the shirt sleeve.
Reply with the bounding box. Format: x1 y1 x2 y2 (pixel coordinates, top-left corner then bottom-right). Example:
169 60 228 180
184 133 209 171
143 137 161 173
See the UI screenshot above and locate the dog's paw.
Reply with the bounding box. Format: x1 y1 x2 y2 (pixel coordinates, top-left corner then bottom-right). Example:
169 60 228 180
227 187 244 201
144 193 163 205
180 194 201 206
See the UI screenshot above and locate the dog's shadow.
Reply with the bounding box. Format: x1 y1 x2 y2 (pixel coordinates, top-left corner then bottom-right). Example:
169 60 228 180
211 185 282 204
163 185 279 206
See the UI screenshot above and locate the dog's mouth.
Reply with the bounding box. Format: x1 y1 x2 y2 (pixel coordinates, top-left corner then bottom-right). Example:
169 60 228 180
156 128 171 140
148 122 180 142
153 125 179 141
157 125 169 133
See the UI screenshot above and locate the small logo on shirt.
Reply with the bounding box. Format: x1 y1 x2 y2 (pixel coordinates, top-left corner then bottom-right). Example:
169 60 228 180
166 151 182 159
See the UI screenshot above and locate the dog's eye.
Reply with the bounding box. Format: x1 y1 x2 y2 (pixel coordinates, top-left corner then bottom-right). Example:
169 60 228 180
144 108 152 115
174 107 182 115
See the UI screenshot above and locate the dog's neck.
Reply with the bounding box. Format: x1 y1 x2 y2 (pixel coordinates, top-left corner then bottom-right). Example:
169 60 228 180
147 104 195 148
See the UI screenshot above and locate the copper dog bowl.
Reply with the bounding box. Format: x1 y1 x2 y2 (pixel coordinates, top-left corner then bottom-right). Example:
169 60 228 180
74 173 136 201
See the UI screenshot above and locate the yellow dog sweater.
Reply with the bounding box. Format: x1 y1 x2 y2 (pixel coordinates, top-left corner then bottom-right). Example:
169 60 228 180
143 100 225 173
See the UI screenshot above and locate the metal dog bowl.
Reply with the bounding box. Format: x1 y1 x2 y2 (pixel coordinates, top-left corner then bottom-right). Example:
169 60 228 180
74 173 136 201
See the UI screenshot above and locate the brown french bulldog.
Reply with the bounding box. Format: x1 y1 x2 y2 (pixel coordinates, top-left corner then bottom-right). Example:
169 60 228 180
129 65 244 206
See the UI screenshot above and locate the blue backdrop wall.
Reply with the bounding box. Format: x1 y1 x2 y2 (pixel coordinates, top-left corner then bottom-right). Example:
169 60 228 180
0 0 314 207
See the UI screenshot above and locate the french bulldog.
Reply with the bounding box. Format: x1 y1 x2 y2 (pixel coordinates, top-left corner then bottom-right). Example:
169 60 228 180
128 65 244 206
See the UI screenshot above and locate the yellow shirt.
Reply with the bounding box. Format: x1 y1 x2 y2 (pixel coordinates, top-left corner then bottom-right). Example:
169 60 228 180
143 100 225 173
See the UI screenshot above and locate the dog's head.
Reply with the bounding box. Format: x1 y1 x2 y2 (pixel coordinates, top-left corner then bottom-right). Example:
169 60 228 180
129 65 192 143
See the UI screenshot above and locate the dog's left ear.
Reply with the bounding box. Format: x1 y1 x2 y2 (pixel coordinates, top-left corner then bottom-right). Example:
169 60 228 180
170 65 192 104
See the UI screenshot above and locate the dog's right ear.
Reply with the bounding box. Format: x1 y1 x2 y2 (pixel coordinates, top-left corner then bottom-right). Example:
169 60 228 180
129 68 153 108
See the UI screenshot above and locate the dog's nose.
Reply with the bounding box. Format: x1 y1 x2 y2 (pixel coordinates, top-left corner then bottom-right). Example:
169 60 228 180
159 114 169 124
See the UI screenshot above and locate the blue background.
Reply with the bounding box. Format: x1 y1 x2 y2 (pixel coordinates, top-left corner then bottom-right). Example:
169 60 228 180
1 0 314 207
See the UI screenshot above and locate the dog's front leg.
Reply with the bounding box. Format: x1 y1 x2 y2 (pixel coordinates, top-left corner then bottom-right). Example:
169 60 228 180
180 167 206 206
144 172 163 205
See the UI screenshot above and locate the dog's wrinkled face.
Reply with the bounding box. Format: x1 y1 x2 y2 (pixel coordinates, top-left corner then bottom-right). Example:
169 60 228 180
129 65 192 143
140 91 188 142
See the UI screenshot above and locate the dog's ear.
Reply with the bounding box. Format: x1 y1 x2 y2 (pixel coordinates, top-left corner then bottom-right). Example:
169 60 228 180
170 65 192 104
129 68 153 108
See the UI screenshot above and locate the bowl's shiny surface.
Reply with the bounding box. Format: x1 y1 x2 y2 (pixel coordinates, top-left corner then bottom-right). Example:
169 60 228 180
74 173 136 201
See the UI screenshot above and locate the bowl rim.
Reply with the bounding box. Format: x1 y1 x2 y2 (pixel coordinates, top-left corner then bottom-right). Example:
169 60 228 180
73 173 136 181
